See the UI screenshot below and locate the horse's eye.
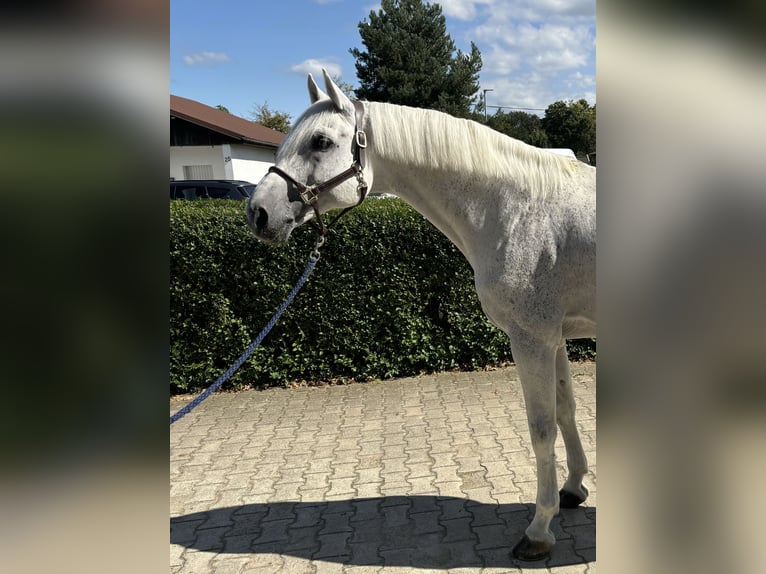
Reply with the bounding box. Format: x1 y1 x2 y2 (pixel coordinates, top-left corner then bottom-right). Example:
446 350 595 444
311 134 333 151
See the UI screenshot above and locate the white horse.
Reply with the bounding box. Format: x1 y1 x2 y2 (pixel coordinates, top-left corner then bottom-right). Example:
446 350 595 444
247 70 596 561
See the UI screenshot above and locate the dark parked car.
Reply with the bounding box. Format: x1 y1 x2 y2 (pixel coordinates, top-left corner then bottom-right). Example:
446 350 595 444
170 180 256 200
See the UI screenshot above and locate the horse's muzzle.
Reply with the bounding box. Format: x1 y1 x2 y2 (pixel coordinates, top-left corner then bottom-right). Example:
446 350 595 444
247 201 297 243
254 207 268 233
246 201 272 241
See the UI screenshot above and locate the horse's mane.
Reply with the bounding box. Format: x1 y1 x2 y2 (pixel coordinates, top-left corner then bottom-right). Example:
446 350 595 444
368 102 576 200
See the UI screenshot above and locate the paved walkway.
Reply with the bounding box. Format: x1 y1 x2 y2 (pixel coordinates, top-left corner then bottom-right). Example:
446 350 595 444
170 363 596 573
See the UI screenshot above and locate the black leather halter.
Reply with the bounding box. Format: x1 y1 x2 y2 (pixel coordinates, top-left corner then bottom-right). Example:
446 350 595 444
267 100 369 237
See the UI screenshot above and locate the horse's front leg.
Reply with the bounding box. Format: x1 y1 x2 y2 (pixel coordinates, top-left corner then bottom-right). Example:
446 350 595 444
507 327 559 561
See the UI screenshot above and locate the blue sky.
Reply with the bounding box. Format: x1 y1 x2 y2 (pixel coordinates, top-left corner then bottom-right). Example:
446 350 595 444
170 0 595 122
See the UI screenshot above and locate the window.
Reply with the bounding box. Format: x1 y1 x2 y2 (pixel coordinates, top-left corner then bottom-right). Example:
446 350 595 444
183 164 214 179
173 185 206 199
206 185 243 199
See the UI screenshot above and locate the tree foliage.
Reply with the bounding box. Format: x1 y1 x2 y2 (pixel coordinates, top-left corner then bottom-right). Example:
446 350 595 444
331 75 356 98
541 99 596 157
350 0 482 118
249 101 292 134
215 104 230 113
487 110 549 148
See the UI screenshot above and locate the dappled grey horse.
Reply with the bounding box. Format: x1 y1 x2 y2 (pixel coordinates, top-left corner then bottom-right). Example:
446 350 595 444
247 70 596 561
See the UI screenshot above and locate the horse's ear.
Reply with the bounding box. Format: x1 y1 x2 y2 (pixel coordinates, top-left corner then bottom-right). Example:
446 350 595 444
307 73 328 104
322 68 353 115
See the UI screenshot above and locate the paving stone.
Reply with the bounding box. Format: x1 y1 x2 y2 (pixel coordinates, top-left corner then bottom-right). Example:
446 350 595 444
441 516 476 543
410 509 444 534
181 550 216 574
298 487 329 501
436 480 468 498
348 516 383 543
354 483 382 498
318 509 353 535
354 467 381 485
407 475 436 493
313 531 351 559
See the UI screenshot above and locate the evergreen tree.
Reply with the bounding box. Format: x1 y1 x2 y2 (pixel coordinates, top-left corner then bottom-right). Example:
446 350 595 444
350 0 482 118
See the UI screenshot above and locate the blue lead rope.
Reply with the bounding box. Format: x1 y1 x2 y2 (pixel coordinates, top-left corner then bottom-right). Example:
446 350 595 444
170 253 320 425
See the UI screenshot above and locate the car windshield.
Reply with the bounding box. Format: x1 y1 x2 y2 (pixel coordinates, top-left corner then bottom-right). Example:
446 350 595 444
241 185 256 197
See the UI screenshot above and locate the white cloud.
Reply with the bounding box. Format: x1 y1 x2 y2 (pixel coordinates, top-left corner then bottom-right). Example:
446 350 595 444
526 0 594 20
486 69 595 115
479 22 592 75
290 58 342 79
182 51 230 66
439 0 492 21
567 71 595 90
561 71 596 104
483 44 522 75
481 0 595 24
486 73 551 113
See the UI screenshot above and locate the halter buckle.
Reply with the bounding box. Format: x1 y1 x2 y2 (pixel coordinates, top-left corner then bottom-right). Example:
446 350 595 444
355 130 367 149
299 185 320 206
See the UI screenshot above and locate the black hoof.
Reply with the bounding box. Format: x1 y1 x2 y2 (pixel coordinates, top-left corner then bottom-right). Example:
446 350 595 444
512 534 552 561
559 485 589 509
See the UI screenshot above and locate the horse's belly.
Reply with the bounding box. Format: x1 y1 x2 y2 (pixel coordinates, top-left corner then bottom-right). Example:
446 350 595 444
562 316 596 340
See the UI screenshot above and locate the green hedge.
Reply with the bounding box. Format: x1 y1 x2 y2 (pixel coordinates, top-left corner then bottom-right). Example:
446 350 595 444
170 199 595 394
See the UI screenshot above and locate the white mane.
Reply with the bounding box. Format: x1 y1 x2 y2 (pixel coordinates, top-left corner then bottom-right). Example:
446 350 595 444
368 102 576 200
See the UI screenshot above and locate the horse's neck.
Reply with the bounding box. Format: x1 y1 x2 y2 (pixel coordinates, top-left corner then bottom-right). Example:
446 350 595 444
366 104 529 263
370 162 487 261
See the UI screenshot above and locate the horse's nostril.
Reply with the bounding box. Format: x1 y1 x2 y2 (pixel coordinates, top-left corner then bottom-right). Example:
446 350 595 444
256 207 268 230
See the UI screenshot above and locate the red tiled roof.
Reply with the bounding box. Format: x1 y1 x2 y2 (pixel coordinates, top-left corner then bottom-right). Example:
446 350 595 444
170 95 285 147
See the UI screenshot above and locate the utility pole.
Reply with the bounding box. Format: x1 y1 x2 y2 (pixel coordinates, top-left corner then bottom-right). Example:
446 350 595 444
483 88 493 122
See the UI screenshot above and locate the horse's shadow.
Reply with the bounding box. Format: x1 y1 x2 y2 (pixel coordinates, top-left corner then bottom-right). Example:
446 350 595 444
171 495 595 569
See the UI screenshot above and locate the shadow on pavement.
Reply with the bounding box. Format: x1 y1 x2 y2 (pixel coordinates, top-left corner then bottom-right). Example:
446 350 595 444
171 495 595 569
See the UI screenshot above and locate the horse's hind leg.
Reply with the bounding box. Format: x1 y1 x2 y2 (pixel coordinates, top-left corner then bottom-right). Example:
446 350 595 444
555 343 589 508
507 329 559 561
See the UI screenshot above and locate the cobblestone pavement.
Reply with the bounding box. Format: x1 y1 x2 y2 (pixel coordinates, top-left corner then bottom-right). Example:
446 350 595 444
170 363 596 573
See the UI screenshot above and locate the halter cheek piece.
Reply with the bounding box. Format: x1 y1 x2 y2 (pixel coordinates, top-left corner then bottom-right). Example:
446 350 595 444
268 100 369 238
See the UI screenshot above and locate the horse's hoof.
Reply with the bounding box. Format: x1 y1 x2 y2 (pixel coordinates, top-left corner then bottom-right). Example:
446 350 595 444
559 485 589 509
512 534 552 561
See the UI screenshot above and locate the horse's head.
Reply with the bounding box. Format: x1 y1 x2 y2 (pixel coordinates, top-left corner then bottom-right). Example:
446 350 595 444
247 69 371 243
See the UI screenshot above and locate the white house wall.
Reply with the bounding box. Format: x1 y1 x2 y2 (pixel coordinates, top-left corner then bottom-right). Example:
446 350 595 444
229 144 277 184
170 143 277 183
170 146 225 180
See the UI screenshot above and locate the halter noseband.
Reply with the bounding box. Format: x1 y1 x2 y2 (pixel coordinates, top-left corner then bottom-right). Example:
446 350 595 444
267 100 369 238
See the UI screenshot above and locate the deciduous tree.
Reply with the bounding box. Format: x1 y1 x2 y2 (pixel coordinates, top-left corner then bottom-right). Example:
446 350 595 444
331 75 356 99
487 110 549 148
541 99 596 157
249 101 291 134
